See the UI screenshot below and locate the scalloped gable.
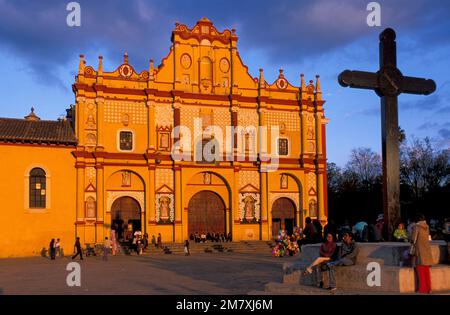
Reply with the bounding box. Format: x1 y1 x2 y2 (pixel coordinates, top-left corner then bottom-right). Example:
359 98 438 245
172 17 238 45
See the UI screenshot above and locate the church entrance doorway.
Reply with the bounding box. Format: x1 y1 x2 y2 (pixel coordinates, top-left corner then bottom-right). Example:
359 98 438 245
188 191 226 236
272 197 296 238
111 196 141 242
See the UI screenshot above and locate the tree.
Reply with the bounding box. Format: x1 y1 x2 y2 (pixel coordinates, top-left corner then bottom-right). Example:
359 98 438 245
400 137 450 200
327 162 343 194
344 147 382 189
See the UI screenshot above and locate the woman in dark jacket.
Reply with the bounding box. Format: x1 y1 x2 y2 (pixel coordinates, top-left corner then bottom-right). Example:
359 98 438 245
49 239 56 260
303 233 337 274
411 213 434 294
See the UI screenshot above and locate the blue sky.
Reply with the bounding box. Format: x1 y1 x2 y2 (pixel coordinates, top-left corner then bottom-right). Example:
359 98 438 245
0 0 449 166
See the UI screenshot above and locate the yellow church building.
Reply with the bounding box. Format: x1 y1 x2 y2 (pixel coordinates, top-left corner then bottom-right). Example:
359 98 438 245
0 18 328 257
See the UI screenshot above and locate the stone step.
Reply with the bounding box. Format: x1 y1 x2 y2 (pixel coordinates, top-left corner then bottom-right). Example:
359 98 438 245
281 264 450 293
257 282 450 295
115 240 275 255
295 241 447 267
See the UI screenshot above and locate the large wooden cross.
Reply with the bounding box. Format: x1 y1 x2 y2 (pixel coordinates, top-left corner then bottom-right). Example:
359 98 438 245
338 28 436 240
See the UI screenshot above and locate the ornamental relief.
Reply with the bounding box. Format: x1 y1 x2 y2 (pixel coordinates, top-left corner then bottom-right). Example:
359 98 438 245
239 193 260 224
269 192 300 213
155 193 175 224
239 171 260 190
106 191 144 214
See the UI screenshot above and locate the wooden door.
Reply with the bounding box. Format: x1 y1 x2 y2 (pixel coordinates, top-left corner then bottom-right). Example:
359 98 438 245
188 191 225 235
271 197 296 238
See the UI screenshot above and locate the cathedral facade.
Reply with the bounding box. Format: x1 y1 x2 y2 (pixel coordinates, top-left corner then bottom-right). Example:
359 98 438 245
0 18 328 257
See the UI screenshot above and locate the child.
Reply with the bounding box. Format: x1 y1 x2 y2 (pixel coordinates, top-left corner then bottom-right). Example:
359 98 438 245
393 223 409 242
184 240 190 256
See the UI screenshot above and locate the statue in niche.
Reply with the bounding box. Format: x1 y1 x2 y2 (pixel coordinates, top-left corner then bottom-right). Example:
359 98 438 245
122 171 131 187
159 133 169 150
309 200 318 218
307 126 314 139
243 195 256 221
85 197 96 218
281 174 288 189
86 114 96 129
159 195 171 221
203 172 211 185
280 122 286 134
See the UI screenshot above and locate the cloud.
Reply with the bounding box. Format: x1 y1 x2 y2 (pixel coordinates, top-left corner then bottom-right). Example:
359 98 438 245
345 104 379 118
438 128 450 148
439 128 450 139
0 0 449 88
418 122 439 130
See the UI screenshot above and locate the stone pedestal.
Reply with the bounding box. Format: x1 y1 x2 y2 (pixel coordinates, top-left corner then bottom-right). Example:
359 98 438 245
277 241 450 293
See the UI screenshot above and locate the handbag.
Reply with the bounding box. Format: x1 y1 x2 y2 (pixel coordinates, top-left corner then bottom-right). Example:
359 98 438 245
408 243 416 256
409 227 419 256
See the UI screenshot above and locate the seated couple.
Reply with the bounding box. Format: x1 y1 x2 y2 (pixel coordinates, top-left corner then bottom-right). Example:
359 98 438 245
303 232 359 291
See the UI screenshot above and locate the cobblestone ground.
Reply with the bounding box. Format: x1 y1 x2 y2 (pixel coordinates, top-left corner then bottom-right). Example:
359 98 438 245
0 252 292 295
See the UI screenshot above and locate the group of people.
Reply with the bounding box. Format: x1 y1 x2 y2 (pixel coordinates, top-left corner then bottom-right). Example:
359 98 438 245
189 232 232 243
128 231 148 255
300 213 435 293
47 238 63 259
150 233 163 248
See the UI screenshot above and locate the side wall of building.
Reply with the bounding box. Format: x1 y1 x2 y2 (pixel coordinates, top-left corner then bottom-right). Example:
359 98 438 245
0 144 76 258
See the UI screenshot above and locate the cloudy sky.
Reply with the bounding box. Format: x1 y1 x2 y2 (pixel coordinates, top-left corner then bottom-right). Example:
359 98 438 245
0 0 449 166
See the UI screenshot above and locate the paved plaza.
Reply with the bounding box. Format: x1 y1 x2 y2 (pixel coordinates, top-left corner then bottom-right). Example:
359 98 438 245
0 252 291 295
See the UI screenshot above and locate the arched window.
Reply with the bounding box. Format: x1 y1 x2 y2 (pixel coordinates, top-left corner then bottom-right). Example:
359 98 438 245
29 168 46 208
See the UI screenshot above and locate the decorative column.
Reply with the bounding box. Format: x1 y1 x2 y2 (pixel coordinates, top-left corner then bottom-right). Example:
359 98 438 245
146 100 156 151
232 166 240 240
174 166 182 242
260 170 269 240
75 159 85 242
96 56 104 148
258 104 269 240
231 105 239 154
317 171 327 225
147 166 155 225
96 163 105 242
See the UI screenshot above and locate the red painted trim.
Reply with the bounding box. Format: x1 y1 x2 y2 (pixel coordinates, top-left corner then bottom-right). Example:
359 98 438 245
102 163 146 167
94 152 146 160
0 141 76 148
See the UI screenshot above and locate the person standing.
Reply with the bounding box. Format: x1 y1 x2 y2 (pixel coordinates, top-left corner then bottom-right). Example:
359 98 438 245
49 239 56 260
111 230 118 256
72 237 83 260
411 213 433 294
157 233 162 249
55 238 61 258
301 217 317 245
184 239 190 256
103 237 112 261
143 233 149 251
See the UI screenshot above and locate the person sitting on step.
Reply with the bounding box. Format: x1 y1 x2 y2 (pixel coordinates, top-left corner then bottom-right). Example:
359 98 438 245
303 233 337 276
322 232 359 291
